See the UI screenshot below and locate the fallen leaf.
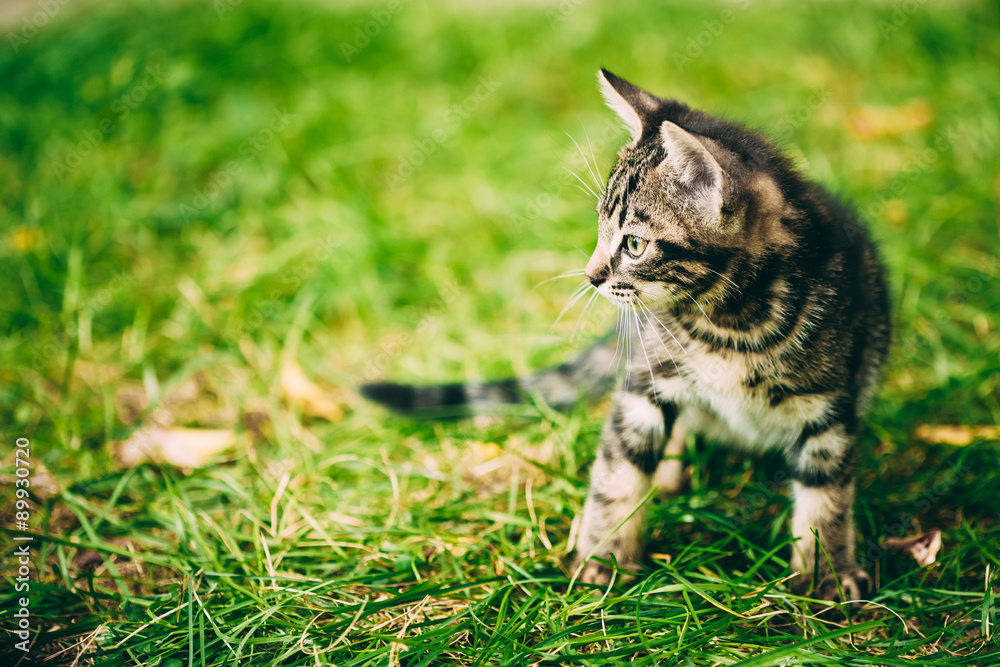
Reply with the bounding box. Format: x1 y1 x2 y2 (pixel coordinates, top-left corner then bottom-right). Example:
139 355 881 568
885 530 942 567
913 424 1000 446
0 454 61 501
846 99 934 141
29 463 61 501
115 427 236 468
281 361 343 421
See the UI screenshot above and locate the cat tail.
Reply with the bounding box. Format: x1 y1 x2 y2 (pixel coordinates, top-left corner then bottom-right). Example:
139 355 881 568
360 336 618 415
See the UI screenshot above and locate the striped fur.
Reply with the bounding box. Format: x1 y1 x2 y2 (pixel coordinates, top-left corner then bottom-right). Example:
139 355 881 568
362 70 890 601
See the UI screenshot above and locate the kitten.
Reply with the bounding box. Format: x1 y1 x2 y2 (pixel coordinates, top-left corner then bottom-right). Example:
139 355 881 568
363 69 890 601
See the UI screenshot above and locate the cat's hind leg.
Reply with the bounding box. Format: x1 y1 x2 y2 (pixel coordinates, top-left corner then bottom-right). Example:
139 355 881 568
787 421 872 601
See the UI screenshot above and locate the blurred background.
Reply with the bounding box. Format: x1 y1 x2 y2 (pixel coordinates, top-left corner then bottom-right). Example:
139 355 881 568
1 0 999 662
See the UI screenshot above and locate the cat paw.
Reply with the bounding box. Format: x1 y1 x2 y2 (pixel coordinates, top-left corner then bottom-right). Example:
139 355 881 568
816 568 873 602
577 560 615 587
573 556 639 587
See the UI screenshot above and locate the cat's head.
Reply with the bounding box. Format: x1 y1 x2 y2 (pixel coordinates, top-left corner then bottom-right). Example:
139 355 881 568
585 69 790 310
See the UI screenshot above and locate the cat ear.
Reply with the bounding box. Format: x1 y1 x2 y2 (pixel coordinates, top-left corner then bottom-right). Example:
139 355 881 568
660 121 724 218
598 69 660 140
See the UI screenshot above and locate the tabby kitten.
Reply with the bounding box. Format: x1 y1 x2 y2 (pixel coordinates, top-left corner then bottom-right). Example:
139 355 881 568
363 70 890 601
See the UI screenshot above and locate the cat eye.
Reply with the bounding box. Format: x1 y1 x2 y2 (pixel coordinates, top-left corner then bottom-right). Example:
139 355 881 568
624 235 648 258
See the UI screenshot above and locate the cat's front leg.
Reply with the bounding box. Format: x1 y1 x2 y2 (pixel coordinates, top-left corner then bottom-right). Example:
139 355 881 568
573 391 676 585
787 421 872 601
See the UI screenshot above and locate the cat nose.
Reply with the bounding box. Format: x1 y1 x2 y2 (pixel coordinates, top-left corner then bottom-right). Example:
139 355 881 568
585 248 611 287
587 266 609 287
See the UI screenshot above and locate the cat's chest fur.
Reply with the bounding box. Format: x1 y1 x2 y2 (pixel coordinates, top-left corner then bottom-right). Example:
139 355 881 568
651 337 828 452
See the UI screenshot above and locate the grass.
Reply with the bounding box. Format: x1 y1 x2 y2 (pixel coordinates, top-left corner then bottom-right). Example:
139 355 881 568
1 0 999 663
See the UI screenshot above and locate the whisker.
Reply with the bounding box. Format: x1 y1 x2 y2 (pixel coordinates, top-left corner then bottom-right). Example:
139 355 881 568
534 270 586 289
636 300 683 380
566 131 604 196
636 300 688 354
551 282 591 331
572 289 601 343
631 303 658 403
552 239 592 259
608 306 626 373
704 267 740 290
564 167 599 201
570 290 600 342
686 294 720 333
582 124 606 195
624 305 633 390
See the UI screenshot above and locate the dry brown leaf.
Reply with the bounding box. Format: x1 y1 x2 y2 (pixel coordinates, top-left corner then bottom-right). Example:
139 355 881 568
115 427 236 468
281 361 343 421
28 463 61 501
846 100 934 141
913 424 1000 446
0 453 61 501
885 530 942 567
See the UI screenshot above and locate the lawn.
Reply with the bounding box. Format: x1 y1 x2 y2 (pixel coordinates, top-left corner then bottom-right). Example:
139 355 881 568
1 0 999 663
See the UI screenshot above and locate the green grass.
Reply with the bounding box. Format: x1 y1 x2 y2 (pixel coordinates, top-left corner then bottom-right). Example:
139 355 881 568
1 0 999 663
